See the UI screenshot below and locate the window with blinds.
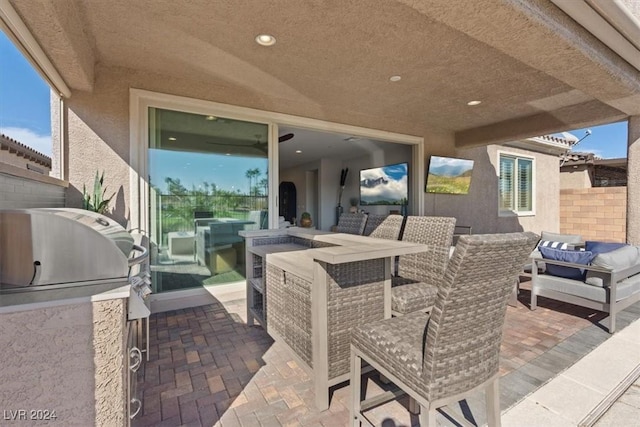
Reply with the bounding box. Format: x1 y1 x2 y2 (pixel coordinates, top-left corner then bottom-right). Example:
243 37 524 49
499 154 533 213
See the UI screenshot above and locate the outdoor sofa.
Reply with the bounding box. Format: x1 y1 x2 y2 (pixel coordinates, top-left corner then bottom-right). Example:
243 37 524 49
531 236 640 333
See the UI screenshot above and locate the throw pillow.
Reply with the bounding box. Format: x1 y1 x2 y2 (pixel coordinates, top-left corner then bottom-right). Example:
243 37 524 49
585 245 640 287
590 245 639 270
538 240 570 250
584 241 627 257
539 246 594 280
540 231 582 244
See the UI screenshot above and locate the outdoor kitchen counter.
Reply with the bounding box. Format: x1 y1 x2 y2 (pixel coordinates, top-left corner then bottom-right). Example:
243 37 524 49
239 227 428 410
0 282 132 426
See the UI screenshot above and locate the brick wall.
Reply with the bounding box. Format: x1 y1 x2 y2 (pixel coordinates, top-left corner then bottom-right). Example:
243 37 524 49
560 187 626 243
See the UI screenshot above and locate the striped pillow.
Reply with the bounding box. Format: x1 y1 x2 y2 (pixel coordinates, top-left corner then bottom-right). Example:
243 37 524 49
538 240 569 250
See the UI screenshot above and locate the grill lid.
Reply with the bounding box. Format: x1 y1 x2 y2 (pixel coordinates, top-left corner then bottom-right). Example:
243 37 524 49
0 208 135 288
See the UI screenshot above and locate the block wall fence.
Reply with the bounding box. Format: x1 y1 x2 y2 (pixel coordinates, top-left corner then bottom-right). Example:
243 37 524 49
0 164 67 210
560 187 627 243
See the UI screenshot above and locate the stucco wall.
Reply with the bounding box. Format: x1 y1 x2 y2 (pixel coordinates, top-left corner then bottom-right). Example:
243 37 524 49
0 151 51 174
60 65 558 235
626 116 639 245
0 164 66 209
58 65 458 229
429 144 560 235
560 165 592 189
560 187 627 243
0 298 127 427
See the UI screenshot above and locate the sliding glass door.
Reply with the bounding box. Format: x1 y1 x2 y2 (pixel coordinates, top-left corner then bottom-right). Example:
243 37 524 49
148 107 269 293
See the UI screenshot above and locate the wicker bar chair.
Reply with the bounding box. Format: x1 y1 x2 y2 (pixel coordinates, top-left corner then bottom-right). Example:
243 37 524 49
391 216 456 316
336 212 368 235
350 232 539 426
367 214 403 240
363 214 386 236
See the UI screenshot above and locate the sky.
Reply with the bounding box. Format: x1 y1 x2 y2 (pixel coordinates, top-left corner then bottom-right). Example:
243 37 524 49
0 31 52 156
0 30 631 163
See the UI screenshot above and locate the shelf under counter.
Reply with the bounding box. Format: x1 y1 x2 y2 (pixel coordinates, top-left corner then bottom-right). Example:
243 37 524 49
249 277 263 294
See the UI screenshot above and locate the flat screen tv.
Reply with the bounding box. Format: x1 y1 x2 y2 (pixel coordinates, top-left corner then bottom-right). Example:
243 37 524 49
359 162 408 206
425 156 474 194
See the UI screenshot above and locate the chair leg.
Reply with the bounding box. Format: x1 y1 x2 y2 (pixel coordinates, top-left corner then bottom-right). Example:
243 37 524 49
409 397 420 414
607 312 616 334
350 348 362 427
418 404 436 427
530 288 537 310
485 378 501 427
508 280 519 307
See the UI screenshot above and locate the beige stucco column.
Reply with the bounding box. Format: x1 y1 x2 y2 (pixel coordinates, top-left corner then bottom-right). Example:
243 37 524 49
628 117 640 245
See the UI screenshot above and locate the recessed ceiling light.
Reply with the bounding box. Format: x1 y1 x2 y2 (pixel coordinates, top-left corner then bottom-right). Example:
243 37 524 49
168 137 177 141
295 150 302 154
225 153 231 156
205 115 217 121
255 34 276 46
467 100 482 106
389 75 402 82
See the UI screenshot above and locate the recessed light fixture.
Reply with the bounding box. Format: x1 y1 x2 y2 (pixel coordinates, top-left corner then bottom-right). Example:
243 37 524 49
467 100 482 106
225 153 231 156
389 75 402 82
255 34 276 46
295 150 302 154
205 115 217 121
168 137 177 141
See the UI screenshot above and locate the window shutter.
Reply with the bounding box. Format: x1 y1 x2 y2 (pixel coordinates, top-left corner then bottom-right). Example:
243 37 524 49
517 159 532 211
499 156 515 210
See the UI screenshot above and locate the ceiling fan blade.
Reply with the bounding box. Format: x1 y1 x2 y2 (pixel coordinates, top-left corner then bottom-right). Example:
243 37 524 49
278 133 294 143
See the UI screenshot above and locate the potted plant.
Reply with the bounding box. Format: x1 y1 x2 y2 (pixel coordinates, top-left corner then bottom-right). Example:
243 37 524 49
349 197 359 213
300 212 312 228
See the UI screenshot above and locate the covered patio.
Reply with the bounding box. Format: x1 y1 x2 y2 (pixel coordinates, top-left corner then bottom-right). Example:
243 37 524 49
2 0 640 425
133 281 640 426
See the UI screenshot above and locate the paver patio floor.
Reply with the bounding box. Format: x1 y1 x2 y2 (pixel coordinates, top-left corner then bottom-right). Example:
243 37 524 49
133 281 640 426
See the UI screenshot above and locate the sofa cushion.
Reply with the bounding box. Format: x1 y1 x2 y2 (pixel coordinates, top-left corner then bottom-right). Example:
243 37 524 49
585 245 640 287
535 274 607 303
539 246 594 280
585 241 627 257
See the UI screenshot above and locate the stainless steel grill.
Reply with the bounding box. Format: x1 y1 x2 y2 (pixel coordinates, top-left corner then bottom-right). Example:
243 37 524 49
0 207 145 289
0 207 152 422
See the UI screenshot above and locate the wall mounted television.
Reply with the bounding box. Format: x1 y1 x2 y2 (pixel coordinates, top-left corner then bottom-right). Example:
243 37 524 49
359 162 408 206
425 156 474 194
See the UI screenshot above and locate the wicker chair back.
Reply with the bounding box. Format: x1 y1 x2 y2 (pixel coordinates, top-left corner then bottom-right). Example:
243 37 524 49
397 216 456 284
336 212 368 235
422 232 539 401
368 215 403 240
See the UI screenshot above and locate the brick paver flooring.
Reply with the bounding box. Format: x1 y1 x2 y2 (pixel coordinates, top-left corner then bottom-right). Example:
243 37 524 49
133 281 610 427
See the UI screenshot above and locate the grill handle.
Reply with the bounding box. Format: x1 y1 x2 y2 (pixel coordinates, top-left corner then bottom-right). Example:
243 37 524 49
129 398 142 419
129 347 142 372
128 244 148 268
29 261 42 285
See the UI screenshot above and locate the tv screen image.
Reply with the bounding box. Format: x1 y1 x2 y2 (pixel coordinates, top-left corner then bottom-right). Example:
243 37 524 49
425 156 474 194
360 162 408 206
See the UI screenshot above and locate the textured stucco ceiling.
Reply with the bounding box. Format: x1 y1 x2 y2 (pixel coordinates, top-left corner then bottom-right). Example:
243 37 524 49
8 0 640 146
